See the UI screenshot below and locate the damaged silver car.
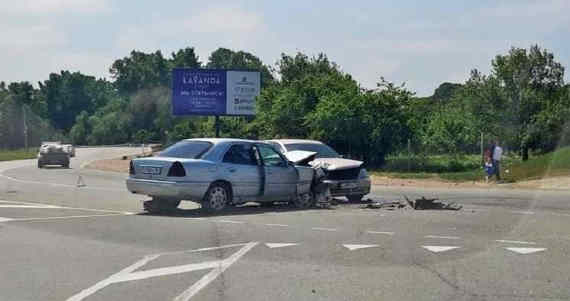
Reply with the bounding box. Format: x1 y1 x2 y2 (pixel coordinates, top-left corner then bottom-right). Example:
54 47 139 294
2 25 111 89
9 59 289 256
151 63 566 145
126 138 317 213
266 139 371 202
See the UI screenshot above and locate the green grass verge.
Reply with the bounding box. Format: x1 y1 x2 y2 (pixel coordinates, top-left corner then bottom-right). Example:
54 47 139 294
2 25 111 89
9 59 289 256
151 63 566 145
372 146 570 183
0 149 38 162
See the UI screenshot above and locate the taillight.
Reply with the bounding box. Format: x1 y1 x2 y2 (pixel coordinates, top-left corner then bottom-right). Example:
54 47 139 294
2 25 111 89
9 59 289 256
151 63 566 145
167 162 186 177
129 161 135 175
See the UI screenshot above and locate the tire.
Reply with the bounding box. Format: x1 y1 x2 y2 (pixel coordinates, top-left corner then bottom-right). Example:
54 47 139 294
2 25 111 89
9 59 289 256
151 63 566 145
347 194 364 202
292 192 314 209
143 197 181 213
63 161 70 169
37 161 43 168
202 182 231 212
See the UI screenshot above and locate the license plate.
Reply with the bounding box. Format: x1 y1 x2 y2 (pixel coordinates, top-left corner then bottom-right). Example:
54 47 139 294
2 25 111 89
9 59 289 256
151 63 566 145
340 182 358 189
142 166 161 175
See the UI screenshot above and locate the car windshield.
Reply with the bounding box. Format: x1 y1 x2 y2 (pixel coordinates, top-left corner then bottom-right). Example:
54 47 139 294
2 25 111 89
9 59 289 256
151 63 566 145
284 143 340 158
157 141 212 159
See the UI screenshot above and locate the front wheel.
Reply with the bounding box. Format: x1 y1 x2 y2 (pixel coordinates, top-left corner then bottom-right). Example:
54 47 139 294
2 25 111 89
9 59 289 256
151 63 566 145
37 161 43 168
202 183 230 213
347 194 364 202
292 192 314 209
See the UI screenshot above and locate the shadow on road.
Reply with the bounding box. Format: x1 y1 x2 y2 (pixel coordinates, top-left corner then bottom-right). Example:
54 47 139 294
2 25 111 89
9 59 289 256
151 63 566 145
137 202 314 218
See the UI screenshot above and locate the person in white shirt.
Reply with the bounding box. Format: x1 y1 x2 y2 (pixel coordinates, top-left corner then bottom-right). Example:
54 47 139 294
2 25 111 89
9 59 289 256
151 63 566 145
492 139 503 181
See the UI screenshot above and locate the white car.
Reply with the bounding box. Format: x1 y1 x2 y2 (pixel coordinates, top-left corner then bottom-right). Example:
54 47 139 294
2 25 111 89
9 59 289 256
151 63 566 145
266 139 371 202
126 138 316 213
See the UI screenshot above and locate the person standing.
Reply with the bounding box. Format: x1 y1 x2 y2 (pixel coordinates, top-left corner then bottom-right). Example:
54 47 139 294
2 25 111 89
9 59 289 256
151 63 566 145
492 139 503 181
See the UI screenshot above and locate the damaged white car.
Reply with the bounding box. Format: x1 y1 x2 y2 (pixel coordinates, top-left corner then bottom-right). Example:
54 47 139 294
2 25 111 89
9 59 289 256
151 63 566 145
126 138 317 213
266 139 371 202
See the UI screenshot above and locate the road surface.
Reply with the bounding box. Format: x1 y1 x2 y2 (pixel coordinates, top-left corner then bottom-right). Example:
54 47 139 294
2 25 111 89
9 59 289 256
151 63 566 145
1 147 569 300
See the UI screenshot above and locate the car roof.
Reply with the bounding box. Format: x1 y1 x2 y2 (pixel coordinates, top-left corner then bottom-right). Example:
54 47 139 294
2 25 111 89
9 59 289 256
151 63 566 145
267 139 324 145
183 138 260 144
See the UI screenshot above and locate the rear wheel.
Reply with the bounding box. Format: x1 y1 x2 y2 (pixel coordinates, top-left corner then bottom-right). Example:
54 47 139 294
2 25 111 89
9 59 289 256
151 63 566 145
143 197 181 213
202 182 230 213
347 194 364 202
37 161 43 168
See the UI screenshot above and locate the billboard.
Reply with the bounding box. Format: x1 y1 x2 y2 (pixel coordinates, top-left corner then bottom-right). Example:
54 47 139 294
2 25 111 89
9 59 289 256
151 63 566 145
172 69 261 116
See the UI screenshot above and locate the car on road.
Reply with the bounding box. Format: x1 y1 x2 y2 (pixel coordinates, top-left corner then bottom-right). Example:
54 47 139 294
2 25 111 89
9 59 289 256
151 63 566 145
37 143 70 168
126 138 315 213
266 139 371 202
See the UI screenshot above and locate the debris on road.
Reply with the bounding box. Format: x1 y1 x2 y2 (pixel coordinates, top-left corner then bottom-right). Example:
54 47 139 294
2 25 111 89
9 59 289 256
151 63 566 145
363 196 462 211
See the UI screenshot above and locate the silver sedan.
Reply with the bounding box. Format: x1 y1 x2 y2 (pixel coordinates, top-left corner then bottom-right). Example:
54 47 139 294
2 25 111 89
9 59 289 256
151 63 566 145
126 138 314 213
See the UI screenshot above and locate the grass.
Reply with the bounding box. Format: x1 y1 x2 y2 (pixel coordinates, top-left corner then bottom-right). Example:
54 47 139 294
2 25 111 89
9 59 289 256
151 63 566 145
0 149 38 162
371 147 570 183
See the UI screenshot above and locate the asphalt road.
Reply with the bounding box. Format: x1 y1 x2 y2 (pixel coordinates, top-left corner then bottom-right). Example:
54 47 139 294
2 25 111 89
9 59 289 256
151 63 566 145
1 148 570 301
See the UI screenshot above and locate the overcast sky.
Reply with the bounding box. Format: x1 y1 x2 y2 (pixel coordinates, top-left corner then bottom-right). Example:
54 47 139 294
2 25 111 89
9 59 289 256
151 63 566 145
2 0 569 96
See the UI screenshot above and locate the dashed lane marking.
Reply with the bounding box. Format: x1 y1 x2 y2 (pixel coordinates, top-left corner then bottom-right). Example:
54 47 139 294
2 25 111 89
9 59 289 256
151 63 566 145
505 247 546 255
366 231 394 236
343 244 379 251
511 211 535 215
422 246 460 253
264 223 289 227
265 243 299 249
495 240 536 245
0 217 14 222
424 235 461 240
312 227 337 232
214 220 244 224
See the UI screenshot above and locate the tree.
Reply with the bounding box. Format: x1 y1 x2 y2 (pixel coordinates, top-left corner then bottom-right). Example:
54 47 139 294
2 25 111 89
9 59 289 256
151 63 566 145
110 50 170 95
38 71 115 131
207 48 274 88
492 45 565 160
169 47 201 69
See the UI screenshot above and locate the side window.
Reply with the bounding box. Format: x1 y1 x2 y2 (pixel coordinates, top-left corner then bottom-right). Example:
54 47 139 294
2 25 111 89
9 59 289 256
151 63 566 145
223 144 257 166
268 142 285 154
258 145 287 167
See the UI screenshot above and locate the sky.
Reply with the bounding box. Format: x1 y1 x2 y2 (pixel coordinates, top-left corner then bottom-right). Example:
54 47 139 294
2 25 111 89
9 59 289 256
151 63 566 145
1 0 569 96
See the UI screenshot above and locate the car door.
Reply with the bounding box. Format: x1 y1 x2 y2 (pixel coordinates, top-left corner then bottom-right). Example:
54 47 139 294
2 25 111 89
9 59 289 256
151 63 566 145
220 143 262 200
256 144 298 200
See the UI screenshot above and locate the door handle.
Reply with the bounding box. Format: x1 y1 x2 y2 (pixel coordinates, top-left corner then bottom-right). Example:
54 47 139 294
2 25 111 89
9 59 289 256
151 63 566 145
227 168 236 173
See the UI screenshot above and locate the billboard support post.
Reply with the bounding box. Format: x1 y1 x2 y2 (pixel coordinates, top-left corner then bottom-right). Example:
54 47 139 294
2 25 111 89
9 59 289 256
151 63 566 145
215 115 220 138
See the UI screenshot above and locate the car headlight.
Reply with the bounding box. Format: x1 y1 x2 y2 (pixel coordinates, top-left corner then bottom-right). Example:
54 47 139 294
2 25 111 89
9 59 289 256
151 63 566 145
359 168 369 179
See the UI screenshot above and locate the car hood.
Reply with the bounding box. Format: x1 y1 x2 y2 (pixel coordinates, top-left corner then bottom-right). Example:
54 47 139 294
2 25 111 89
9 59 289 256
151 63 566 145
308 157 363 171
284 150 318 165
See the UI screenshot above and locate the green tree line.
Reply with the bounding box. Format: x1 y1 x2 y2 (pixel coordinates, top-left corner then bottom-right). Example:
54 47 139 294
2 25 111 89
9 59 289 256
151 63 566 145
1 45 568 165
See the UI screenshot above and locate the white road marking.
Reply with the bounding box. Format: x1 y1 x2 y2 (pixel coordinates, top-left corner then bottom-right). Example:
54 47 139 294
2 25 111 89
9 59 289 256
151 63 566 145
214 219 244 224
312 227 337 232
422 246 460 253
0 173 124 192
0 200 133 215
67 242 258 301
505 247 546 255
265 243 299 249
495 240 536 245
511 211 535 215
0 204 62 209
0 217 14 222
174 242 258 301
66 254 161 301
366 231 394 236
6 213 130 222
264 223 289 227
343 244 379 251
424 235 461 240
